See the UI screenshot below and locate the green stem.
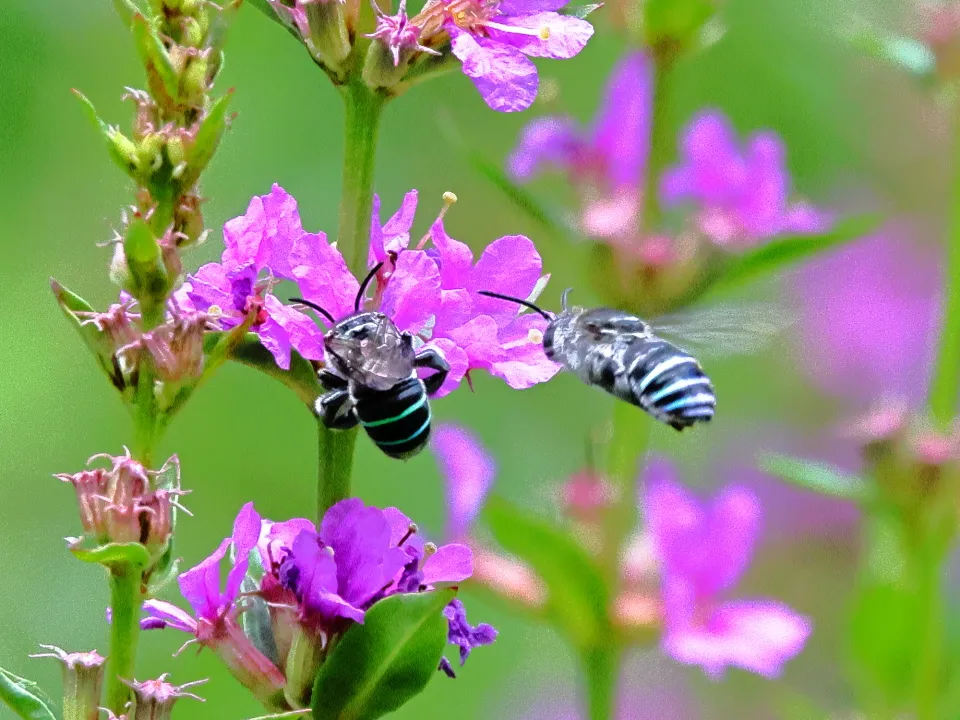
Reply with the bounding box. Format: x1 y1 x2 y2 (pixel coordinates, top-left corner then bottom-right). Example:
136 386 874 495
915 549 945 720
581 646 620 720
104 563 144 713
640 49 675 233
928 109 960 429
337 78 385 277
316 422 359 522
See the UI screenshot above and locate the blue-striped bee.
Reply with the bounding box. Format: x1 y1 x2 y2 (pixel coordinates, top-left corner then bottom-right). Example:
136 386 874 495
479 289 718 431
292 263 448 459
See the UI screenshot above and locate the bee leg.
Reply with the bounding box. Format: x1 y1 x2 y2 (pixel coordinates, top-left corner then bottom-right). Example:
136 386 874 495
318 369 348 390
414 348 450 396
316 389 359 430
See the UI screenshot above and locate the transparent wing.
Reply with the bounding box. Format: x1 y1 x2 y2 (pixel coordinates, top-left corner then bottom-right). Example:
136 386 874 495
325 316 414 389
649 299 796 358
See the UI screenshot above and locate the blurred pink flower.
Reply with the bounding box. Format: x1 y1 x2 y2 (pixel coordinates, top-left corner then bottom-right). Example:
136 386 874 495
645 458 811 678
661 112 830 248
791 233 940 405
432 424 497 539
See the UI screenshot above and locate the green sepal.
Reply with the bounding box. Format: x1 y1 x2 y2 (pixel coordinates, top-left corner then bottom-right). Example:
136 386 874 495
761 454 874 503
124 219 169 319
180 90 233 188
0 668 57 720
50 278 127 394
206 0 243 56
70 539 151 569
147 547 180 595
220 333 322 408
132 14 181 107
311 589 454 720
72 90 140 178
484 497 608 648
239 550 281 667
701 214 880 298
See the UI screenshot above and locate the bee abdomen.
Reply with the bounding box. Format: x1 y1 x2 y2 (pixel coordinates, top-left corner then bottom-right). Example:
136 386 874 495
353 377 431 459
627 342 716 431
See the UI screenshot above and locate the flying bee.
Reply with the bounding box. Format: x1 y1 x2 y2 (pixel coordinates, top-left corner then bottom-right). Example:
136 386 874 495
291 263 449 459
479 289 723 431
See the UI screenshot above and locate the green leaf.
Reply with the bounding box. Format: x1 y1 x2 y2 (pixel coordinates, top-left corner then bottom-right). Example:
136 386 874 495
132 14 180 105
761 454 874 502
112 0 140 27
484 497 608 647
467 152 573 240
70 539 151 569
312 590 454 720
704 214 880 297
245 0 305 43
0 669 56 720
563 3 603 18
72 90 139 176
50 278 126 393
181 91 233 187
224 333 322 408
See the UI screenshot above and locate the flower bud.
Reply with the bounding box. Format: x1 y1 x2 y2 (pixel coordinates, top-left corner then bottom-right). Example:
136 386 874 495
303 0 351 72
124 675 206 720
31 645 106 720
141 311 212 384
283 625 324 708
363 0 439 89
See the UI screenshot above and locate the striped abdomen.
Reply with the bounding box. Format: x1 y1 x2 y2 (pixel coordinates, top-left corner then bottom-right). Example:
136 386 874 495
585 338 715 431
353 376 432 459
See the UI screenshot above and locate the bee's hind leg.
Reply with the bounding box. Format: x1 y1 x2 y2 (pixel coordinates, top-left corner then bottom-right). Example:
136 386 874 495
414 347 450 395
315 389 359 430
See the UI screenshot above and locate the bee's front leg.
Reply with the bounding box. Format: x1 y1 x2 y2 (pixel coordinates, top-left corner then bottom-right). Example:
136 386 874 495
414 347 450 395
315 388 359 430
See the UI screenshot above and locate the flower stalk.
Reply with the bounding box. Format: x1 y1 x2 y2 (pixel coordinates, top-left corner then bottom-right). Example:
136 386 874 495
581 645 620 720
105 563 144 714
639 46 675 233
928 109 960 429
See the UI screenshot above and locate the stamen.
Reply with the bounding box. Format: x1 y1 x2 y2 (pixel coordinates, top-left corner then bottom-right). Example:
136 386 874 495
483 19 549 38
398 523 419 547
417 191 458 249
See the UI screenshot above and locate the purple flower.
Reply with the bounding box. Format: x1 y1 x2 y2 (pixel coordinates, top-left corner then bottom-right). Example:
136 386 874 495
509 51 651 193
790 232 939 406
367 189 420 271
441 598 498 673
412 0 594 112
644 459 811 678
661 112 831 248
431 424 496 539
425 218 561 393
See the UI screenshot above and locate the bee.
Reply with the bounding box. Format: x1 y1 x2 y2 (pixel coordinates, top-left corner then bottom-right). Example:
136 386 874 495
291 263 449 459
479 289 716 431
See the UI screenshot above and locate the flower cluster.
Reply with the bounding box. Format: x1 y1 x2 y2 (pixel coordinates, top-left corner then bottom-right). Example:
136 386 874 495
429 423 811 678
269 0 594 111
176 184 560 394
142 499 495 708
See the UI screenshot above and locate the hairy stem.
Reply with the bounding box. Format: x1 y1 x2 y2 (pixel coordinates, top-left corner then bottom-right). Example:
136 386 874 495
337 78 385 277
640 49 675 233
582 645 620 720
928 109 960 429
316 422 359 522
104 563 144 713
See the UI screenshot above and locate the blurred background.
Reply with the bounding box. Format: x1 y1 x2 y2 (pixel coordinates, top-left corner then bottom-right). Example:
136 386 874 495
0 0 949 717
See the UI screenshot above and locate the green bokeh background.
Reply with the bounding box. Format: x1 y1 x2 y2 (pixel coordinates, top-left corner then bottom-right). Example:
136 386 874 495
0 0 945 717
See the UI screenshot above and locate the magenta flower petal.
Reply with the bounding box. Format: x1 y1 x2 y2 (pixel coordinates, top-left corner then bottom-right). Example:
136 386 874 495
432 424 496 538
259 517 315 574
368 190 420 267
701 485 761 595
180 263 234 317
591 51 652 189
288 529 366 624
661 111 744 205
222 184 303 280
379 250 442 334
142 599 197 633
319 499 393 607
497 0 569 13
488 12 593 59
368 194 387 267
290 232 359 322
259 295 326 370
487 316 562 388
430 220 475 290
663 600 811 679
225 503 264 605
178 538 231 621
422 544 473 585
507 117 581 180
450 29 539 112
469 235 543 322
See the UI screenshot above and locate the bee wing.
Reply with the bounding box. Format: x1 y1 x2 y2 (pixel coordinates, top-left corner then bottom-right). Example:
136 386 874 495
361 315 415 382
649 299 795 358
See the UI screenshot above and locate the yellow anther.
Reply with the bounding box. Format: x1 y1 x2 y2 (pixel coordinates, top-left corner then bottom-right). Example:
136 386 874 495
527 328 544 344
442 191 458 205
538 26 551 40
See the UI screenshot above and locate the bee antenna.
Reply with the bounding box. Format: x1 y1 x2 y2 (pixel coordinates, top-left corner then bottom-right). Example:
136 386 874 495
561 288 573 311
477 290 553 321
356 262 385 312
288 297 336 325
